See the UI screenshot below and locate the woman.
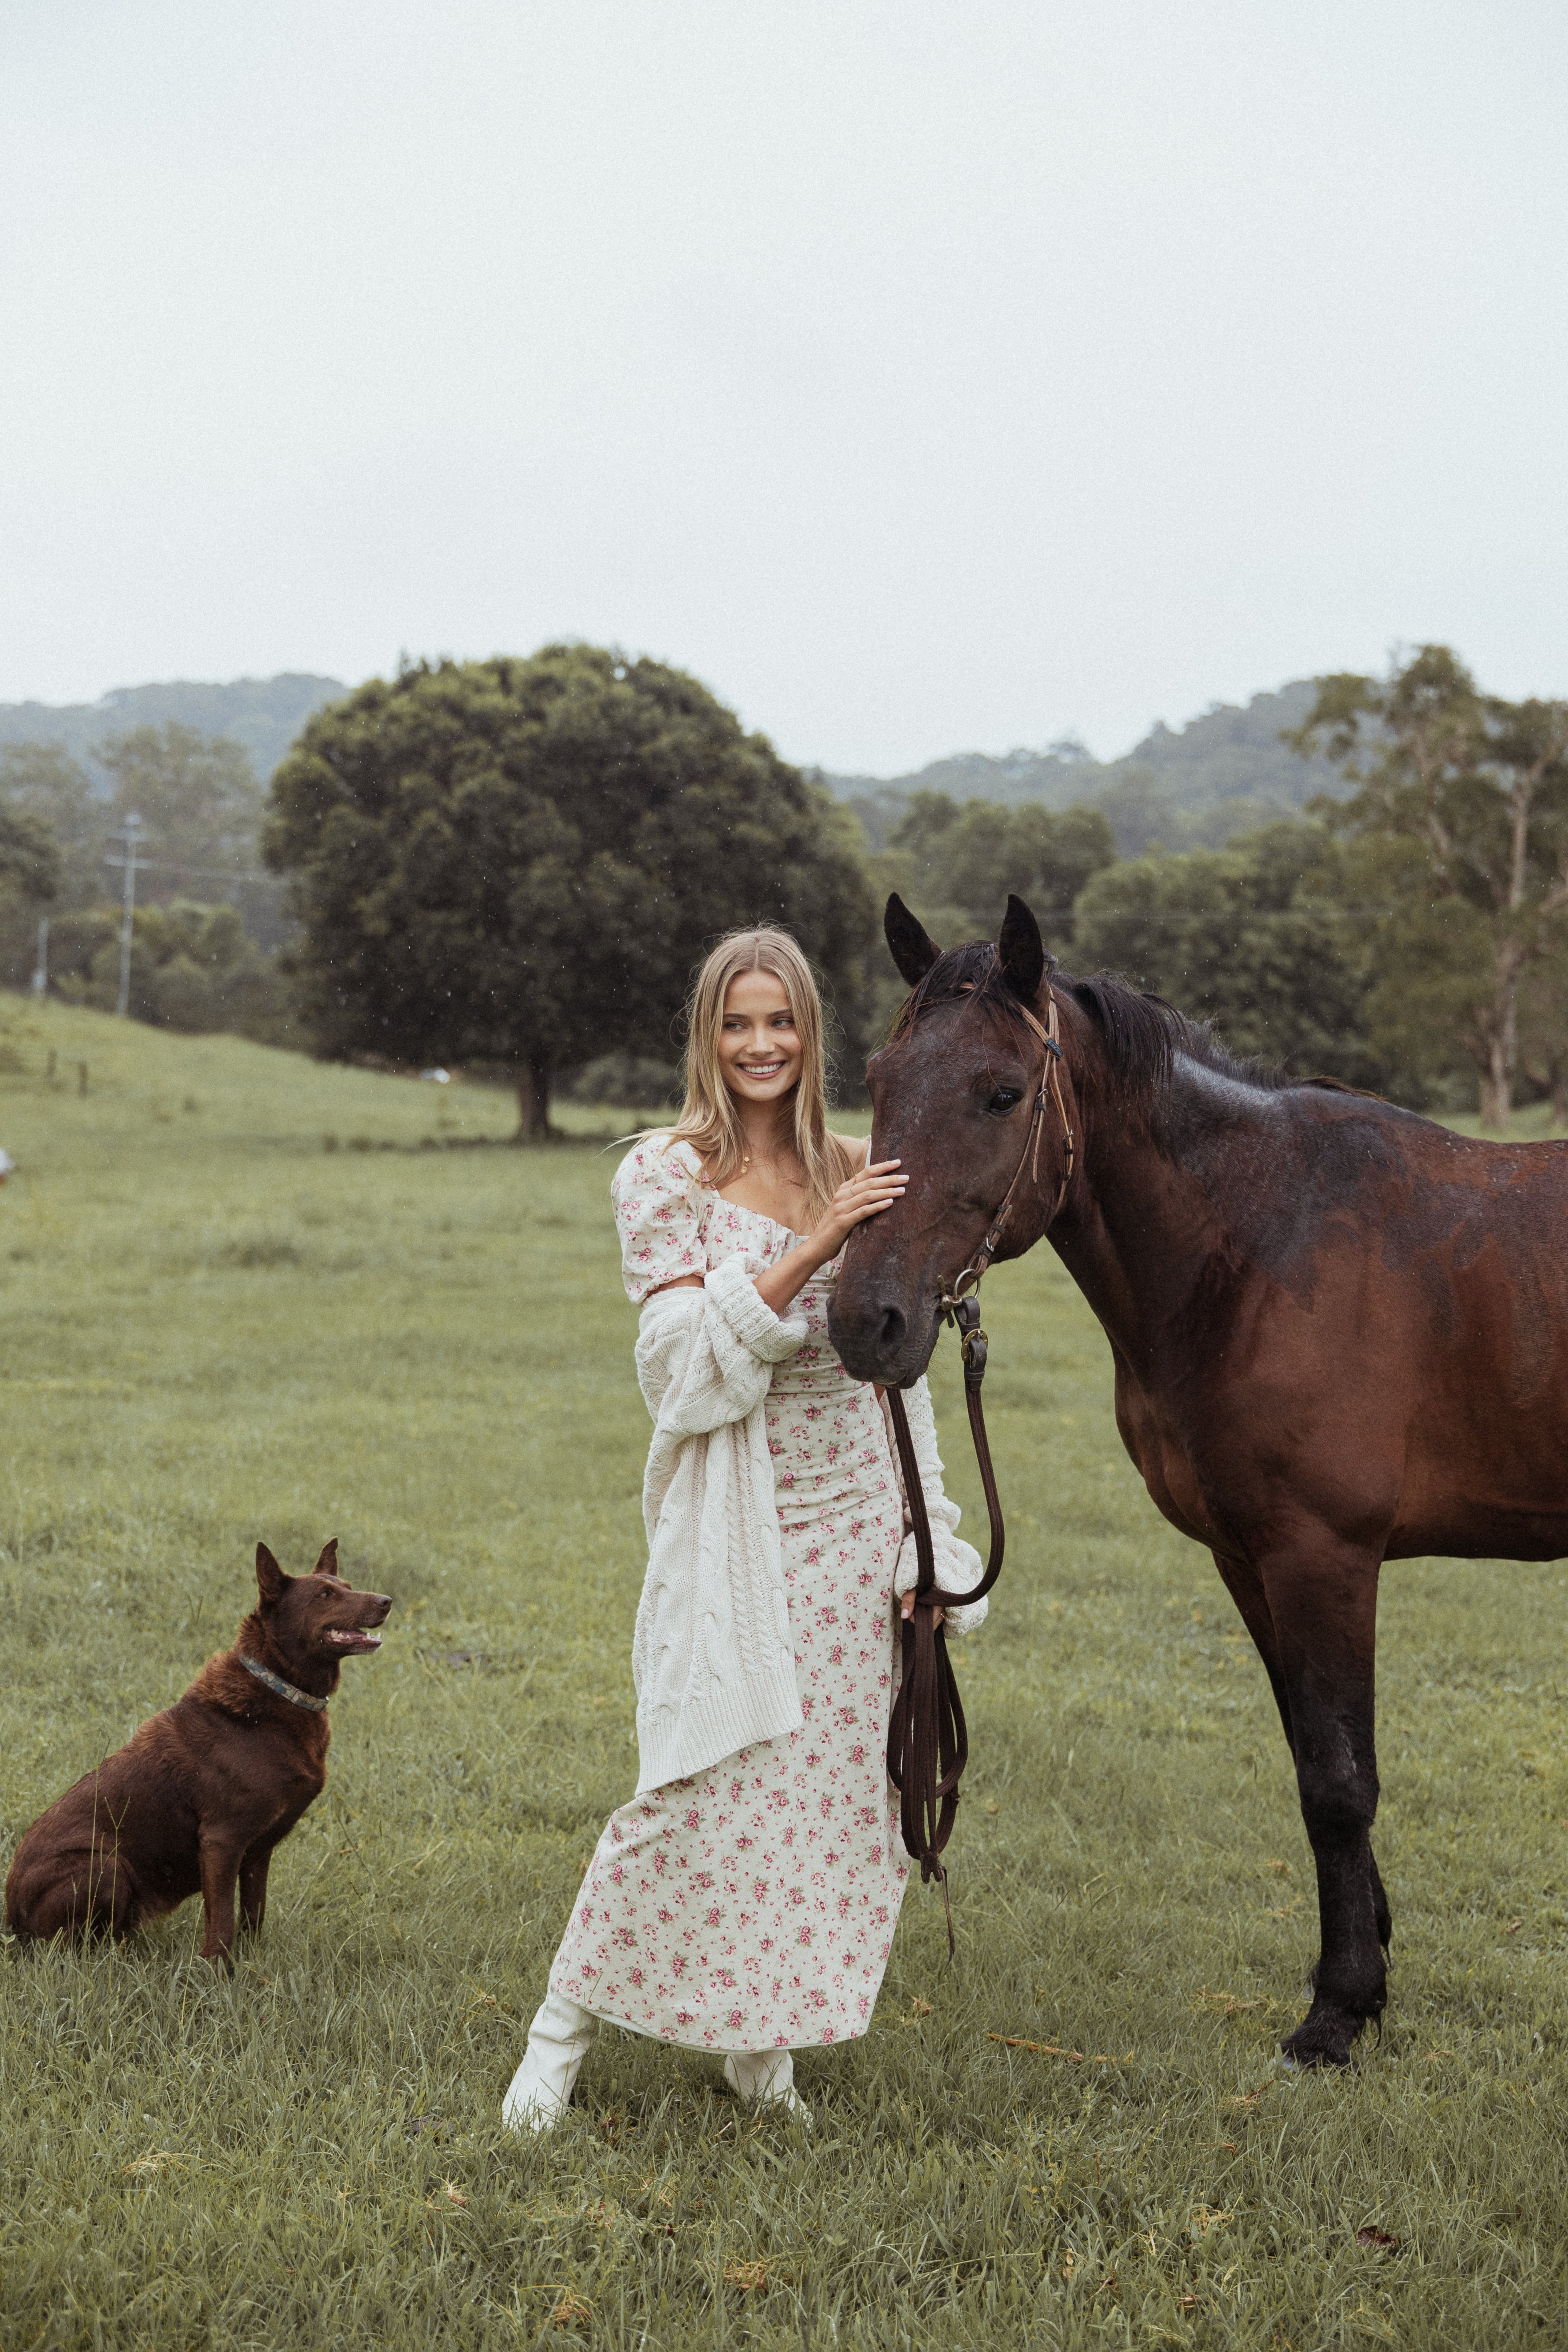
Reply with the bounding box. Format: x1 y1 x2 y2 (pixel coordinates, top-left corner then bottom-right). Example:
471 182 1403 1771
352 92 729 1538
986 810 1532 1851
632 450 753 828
502 926 986 2131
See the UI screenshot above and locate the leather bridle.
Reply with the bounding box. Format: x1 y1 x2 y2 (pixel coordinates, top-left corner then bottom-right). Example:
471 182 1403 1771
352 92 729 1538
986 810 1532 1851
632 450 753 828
937 986 1076 1312
882 982 1076 1953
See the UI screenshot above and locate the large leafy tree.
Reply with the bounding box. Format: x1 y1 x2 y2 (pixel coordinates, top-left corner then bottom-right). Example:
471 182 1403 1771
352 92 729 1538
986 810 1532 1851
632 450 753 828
1289 646 1568 1126
263 647 876 1133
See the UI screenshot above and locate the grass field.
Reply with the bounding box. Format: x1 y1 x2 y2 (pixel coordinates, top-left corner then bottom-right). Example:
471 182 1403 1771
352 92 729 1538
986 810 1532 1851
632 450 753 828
3 995 1568 2350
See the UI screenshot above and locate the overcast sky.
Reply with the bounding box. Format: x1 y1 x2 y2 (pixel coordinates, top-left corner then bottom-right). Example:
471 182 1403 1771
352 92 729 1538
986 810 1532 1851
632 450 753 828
2 1 1564 773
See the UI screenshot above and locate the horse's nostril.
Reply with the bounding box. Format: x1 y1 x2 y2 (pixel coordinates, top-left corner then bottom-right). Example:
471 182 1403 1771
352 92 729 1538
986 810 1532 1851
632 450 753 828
878 1304 906 1357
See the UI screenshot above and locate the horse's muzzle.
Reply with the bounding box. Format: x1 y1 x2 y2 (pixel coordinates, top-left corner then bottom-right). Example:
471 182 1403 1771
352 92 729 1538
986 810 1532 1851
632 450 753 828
827 1292 938 1389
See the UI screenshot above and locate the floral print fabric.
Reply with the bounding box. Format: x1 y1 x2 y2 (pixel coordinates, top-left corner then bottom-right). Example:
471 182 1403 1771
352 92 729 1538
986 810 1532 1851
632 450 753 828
549 1138 910 2050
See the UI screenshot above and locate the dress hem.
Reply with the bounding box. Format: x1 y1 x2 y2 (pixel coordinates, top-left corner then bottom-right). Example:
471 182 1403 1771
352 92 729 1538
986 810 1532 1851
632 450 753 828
569 1987 873 2055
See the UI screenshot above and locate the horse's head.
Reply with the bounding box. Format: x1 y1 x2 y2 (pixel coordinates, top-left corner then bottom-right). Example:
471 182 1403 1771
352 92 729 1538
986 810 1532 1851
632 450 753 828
829 892 1076 1387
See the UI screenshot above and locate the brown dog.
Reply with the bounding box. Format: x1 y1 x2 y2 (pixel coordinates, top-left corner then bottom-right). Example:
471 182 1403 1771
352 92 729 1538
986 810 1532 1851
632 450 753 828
5 1540 391 1965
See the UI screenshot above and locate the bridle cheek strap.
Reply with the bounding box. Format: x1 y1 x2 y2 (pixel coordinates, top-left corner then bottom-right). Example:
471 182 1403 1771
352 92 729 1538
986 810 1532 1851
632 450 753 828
884 982 1073 1956
940 985 1075 1311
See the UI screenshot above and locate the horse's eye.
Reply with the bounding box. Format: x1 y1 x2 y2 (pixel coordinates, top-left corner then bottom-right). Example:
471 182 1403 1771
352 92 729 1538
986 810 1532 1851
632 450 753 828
987 1087 1023 1116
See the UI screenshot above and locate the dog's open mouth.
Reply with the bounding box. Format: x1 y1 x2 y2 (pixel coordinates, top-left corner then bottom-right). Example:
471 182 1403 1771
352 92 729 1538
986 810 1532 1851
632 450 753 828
324 1628 384 1652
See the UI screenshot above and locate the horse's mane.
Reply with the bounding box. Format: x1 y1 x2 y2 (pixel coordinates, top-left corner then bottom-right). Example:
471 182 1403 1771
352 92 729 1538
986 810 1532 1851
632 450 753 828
895 938 1329 1123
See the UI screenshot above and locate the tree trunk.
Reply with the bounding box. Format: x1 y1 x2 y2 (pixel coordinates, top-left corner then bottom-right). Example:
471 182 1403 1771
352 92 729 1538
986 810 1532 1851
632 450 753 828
1479 939 1523 1131
515 1053 552 1142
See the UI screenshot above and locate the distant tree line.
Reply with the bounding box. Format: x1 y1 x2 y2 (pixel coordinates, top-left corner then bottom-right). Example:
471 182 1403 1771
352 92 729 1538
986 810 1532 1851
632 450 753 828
0 724 293 1039
864 646 1568 1127
825 679 1350 857
2 642 1565 1131
0 673 342 797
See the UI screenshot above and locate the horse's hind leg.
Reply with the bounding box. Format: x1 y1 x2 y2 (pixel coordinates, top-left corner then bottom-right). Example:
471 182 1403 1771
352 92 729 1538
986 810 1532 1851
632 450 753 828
1256 1538 1387 2067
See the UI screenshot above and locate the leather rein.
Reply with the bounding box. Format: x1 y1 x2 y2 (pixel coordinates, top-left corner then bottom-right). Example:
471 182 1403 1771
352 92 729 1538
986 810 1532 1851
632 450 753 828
882 986 1075 1953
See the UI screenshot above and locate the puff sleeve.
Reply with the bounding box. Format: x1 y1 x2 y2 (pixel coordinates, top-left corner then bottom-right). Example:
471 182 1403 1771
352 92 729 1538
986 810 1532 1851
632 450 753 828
611 1135 709 1304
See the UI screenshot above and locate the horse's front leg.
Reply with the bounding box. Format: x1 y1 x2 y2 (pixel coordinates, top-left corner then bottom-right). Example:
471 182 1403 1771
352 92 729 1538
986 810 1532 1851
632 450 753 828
1257 1536 1386 2067
1215 1545 1394 1976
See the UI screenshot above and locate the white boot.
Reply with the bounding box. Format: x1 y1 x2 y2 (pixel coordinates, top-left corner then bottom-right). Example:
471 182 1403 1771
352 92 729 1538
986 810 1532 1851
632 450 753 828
723 2048 811 2124
501 1990 596 2135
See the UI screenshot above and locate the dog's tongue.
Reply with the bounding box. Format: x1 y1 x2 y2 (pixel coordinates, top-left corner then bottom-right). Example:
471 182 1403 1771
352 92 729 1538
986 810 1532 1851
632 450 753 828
324 1628 382 1651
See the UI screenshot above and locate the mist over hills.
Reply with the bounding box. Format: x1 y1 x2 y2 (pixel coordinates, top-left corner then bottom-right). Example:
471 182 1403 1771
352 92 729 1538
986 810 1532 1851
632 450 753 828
820 679 1346 855
0 674 344 786
0 670 1342 857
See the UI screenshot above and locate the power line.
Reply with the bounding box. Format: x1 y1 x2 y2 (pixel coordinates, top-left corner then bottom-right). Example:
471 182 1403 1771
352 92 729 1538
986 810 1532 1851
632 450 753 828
105 854 279 885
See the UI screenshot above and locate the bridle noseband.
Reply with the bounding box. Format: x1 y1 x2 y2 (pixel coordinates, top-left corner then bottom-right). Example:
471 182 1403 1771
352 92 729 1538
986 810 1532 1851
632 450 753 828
883 981 1076 1952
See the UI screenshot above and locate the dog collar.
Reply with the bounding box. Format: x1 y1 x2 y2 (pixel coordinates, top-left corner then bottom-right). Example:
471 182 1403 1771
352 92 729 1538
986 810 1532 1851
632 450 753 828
237 1654 328 1712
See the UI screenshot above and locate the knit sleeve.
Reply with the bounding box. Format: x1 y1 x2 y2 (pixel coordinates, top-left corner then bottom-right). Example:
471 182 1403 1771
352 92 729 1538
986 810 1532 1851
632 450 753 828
612 1135 708 1305
634 1257 808 1446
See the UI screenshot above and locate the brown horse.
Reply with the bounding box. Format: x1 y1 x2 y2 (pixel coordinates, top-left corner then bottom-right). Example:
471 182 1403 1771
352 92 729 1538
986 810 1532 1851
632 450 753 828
829 892 1568 2067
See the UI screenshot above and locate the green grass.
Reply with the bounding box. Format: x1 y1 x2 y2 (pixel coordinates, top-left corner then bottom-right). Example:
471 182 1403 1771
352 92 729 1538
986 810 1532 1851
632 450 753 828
3 996 1567 2349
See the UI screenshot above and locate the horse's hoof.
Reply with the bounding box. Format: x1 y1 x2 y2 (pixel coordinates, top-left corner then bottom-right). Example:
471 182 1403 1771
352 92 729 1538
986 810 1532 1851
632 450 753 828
1279 2024 1354 2069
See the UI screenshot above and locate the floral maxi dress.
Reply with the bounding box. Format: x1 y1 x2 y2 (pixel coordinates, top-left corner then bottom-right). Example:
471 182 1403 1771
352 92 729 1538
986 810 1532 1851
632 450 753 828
548 1137 911 2051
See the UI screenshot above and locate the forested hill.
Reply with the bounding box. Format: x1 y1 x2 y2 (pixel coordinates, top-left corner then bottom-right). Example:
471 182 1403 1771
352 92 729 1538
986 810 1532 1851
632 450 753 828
3 669 1347 856
0 674 345 786
823 679 1349 854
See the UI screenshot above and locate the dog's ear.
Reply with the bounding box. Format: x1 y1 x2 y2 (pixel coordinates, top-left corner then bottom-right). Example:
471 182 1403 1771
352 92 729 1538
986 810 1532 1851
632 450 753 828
311 1538 341 1581
885 894 941 988
998 894 1047 1002
256 1543 288 1607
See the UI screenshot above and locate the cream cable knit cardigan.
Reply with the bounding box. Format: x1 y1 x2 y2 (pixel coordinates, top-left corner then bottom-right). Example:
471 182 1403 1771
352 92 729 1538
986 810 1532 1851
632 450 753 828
630 1254 986 1794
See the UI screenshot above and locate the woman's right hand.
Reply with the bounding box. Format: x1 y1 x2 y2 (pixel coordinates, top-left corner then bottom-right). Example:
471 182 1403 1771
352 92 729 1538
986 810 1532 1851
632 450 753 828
808 1159 907 1263
749 1158 908 1320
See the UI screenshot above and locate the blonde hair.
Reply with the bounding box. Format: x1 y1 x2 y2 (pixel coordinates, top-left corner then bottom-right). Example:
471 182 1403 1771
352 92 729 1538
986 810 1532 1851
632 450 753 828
665 927 856 1224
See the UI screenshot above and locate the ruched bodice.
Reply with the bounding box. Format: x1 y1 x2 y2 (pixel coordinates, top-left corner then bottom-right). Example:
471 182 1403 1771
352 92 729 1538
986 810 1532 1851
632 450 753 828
700 1193 899 1533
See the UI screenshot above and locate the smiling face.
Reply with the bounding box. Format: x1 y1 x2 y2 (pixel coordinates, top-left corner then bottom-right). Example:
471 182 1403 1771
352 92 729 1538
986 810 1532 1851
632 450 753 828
717 969 804 1108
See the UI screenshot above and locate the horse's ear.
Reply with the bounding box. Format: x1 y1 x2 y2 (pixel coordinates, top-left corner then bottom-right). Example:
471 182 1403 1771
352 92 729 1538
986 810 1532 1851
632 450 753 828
998 894 1046 1002
884 894 941 988
256 1543 287 1607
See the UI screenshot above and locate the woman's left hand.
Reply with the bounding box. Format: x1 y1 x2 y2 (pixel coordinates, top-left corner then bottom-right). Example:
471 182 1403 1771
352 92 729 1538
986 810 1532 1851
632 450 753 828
899 1594 945 1628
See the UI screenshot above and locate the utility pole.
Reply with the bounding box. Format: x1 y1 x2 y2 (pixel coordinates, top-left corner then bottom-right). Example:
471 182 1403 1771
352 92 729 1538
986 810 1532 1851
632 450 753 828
31 913 48 998
106 813 145 1017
